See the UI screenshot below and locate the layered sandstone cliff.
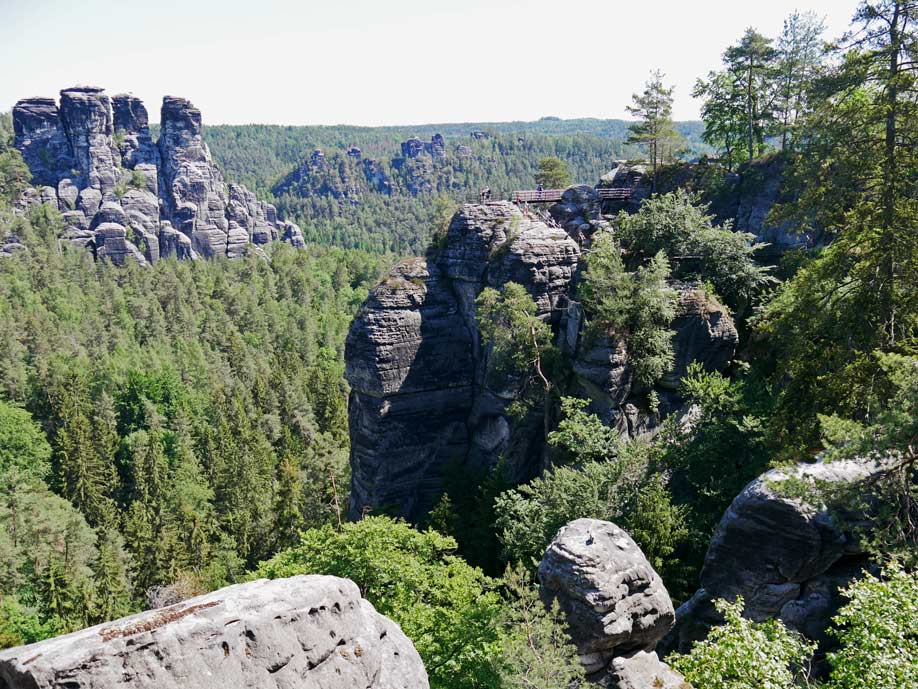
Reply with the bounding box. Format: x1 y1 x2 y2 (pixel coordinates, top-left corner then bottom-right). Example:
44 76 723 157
12 86 304 264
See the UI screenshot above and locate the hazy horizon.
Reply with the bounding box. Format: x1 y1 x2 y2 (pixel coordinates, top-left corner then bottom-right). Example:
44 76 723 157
2 0 859 127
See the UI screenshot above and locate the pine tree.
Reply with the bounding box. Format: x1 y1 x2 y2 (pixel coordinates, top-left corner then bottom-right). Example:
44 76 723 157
773 11 826 150
91 529 133 623
725 28 778 161
627 70 683 185
52 373 116 527
493 563 585 689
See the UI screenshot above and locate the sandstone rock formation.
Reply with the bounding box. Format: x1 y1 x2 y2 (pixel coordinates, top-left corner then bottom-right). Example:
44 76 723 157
666 457 890 653
539 518 688 688
568 282 738 437
0 575 428 689
12 86 303 264
346 201 738 520
347 202 579 520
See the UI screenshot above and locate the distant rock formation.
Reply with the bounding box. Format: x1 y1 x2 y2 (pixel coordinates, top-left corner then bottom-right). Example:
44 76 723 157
0 575 428 689
665 457 889 655
345 202 737 521
539 518 688 688
12 86 304 264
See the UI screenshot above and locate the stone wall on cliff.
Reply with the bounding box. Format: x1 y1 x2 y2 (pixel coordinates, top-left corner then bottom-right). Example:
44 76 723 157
12 86 305 264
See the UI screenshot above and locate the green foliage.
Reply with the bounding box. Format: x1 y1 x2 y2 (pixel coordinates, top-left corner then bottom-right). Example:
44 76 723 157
760 1 918 451
0 201 386 644
627 70 684 180
0 400 51 481
579 233 677 386
477 283 558 430
256 517 502 689
534 157 572 189
667 597 816 689
661 364 771 551
826 563 918 689
547 397 622 464
494 435 686 586
814 352 918 563
492 564 584 689
614 190 774 309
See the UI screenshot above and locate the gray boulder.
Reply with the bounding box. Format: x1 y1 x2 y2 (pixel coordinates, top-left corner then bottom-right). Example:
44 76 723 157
608 650 689 689
667 457 890 653
0 575 428 689
539 519 686 687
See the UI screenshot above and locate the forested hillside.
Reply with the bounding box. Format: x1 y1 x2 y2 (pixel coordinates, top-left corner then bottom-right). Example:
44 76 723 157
202 121 708 252
0 1 916 688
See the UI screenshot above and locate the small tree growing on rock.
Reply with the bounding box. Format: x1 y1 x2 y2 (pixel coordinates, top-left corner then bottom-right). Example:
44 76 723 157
667 597 815 689
477 282 557 435
534 157 572 189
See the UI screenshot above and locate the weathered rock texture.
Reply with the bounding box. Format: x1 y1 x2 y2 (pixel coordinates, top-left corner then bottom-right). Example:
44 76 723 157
556 158 812 260
346 202 738 520
347 202 580 520
539 518 688 688
13 86 303 264
0 575 428 689
568 283 738 437
666 457 889 653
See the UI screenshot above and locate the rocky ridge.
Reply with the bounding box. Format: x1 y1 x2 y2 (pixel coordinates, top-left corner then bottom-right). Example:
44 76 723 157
0 574 428 689
345 201 738 520
12 86 304 264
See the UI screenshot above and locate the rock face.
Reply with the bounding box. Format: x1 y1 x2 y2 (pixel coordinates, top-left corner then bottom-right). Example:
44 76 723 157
666 457 889 653
569 282 738 438
12 86 303 264
346 202 738 520
538 519 687 688
347 202 580 520
0 575 428 689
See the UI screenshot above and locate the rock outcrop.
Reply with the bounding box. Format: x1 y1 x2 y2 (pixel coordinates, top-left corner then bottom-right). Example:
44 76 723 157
666 457 889 653
12 86 303 264
554 157 812 260
346 201 738 520
539 518 688 688
0 575 428 689
568 282 737 437
347 202 580 520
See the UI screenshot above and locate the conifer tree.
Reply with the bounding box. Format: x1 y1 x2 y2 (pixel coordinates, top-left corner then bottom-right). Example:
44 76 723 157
627 70 683 185
493 563 585 689
52 373 116 527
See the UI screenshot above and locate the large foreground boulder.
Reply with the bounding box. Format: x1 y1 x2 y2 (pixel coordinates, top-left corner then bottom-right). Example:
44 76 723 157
539 518 688 688
0 575 428 689
667 456 890 653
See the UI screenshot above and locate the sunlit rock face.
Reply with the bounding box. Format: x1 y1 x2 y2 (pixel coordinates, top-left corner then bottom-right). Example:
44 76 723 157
346 202 580 520
0 575 429 689
13 87 303 264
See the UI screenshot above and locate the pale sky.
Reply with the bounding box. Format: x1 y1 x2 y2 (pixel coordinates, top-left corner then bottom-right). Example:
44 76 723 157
0 0 859 126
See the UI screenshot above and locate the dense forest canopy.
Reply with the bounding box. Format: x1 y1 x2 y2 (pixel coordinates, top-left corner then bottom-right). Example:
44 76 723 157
197 119 709 253
0 1 916 688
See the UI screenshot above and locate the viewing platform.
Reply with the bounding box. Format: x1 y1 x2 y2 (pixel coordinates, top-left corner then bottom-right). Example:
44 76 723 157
508 187 634 203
